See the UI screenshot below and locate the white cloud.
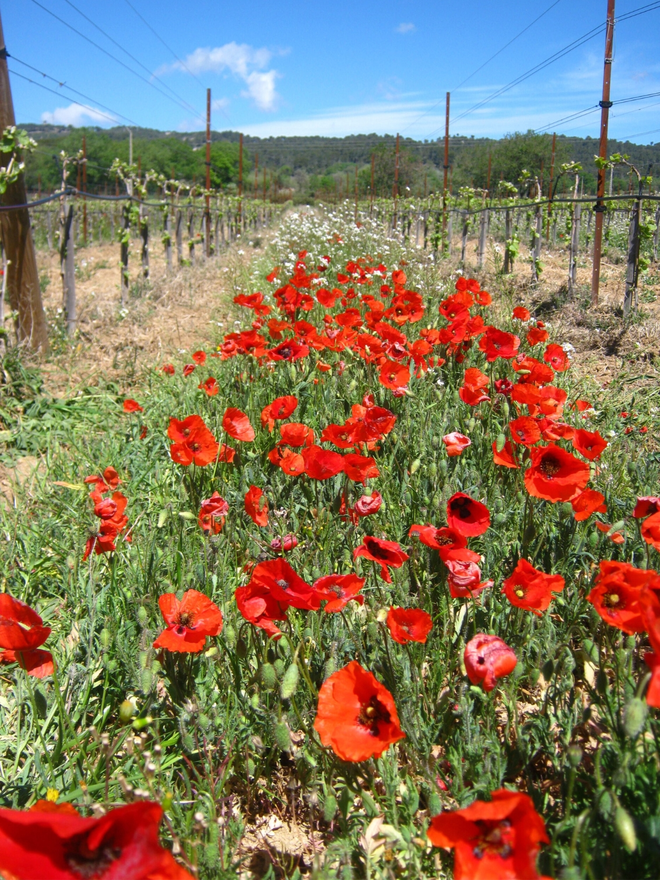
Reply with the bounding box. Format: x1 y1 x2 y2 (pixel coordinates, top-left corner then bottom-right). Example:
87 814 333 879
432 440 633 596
41 103 115 126
212 97 230 112
158 42 281 111
395 23 415 34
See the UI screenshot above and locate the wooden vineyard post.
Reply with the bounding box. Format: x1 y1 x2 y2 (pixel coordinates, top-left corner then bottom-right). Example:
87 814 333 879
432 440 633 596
591 0 615 307
447 210 453 255
175 208 183 263
503 208 513 274
0 11 48 351
477 210 487 269
461 211 469 265
442 92 450 252
46 211 53 251
531 203 542 283
120 202 130 306
188 209 195 265
140 208 149 278
546 132 556 241
569 177 581 293
205 88 212 258
164 209 172 272
60 204 76 335
623 185 643 317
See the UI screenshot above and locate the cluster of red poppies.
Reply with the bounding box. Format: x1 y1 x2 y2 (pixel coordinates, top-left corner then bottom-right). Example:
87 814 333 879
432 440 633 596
82 466 130 561
0 594 54 678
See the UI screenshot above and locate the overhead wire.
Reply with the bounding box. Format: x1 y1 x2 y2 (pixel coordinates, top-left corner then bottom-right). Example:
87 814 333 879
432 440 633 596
60 0 203 120
27 0 205 124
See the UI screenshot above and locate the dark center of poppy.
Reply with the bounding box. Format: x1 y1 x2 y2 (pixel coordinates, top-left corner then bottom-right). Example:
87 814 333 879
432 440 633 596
603 591 620 608
436 534 453 546
189 442 201 453
472 819 514 861
450 497 474 520
278 347 292 359
364 540 390 561
539 456 561 477
65 834 122 879
358 695 391 736
175 611 194 630
276 578 291 591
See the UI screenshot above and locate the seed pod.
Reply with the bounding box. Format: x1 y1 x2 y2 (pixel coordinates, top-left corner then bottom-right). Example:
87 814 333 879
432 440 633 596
496 433 506 452
598 789 614 819
141 668 153 693
223 624 236 647
494 512 507 525
467 417 476 431
410 458 421 475
274 721 291 752
259 663 278 691
323 793 338 823
438 460 448 475
614 805 637 852
280 662 300 700
178 511 196 521
623 697 648 739
157 509 168 528
429 462 438 477
567 745 583 768
501 400 510 421
100 629 111 648
274 658 286 677
137 606 148 625
119 700 135 724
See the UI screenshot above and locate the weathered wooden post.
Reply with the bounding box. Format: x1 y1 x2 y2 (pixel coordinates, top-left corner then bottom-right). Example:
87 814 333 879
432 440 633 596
60 204 76 335
120 202 130 306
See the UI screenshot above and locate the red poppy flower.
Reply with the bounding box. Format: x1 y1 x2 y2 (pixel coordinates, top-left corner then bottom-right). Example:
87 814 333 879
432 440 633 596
571 488 606 521
342 453 380 482
301 445 345 480
386 607 433 644
162 363 175 375
572 428 607 461
409 524 468 557
168 415 219 467
442 432 471 457
544 343 570 371
634 497 660 519
509 417 541 447
642 512 660 551
479 326 520 362
279 449 306 476
0 801 194 880
153 589 223 653
354 491 382 517
492 439 520 469
250 558 320 611
444 549 492 598
198 377 219 396
217 443 236 463
459 368 490 406
270 534 298 553
235 581 288 639
266 266 280 282
0 595 54 678
427 788 549 880
464 634 517 692
314 661 405 762
595 521 626 544
278 423 314 448
245 486 268 527
526 324 549 347
524 444 590 503
314 574 366 612
261 395 298 431
198 491 229 534
512 306 531 321
446 493 490 537
182 363 196 377
268 340 309 361
494 378 514 396
379 359 410 390
123 398 143 413
192 350 206 365
586 561 658 634
354 535 410 583
502 559 564 616
223 408 255 442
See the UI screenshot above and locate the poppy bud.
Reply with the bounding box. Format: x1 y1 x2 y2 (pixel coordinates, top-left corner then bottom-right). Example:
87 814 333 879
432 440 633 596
438 460 448 475
501 400 510 420
410 458 421 475
429 462 437 477
496 433 506 452
274 720 291 752
236 638 248 659
100 628 111 648
614 805 637 852
138 606 148 625
323 792 338 823
467 418 476 431
280 662 299 700
178 511 196 521
259 663 278 691
427 791 442 816
274 658 286 677
141 668 153 693
623 697 647 739
157 509 168 528
598 789 614 819
119 699 135 724
567 745 583 767
223 624 236 647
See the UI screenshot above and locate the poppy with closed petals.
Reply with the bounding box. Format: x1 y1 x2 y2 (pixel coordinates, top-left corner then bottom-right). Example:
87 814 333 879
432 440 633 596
198 377 219 396
572 428 607 461
245 485 268 526
442 432 471 457
427 788 549 880
642 512 660 551
524 444 590 503
235 581 288 639
123 398 143 413
386 607 433 644
0 801 194 880
447 493 490 537
444 549 492 598
503 559 565 616
354 491 382 517
153 590 223 653
464 634 517 692
223 407 255 442
198 491 229 534
314 661 405 762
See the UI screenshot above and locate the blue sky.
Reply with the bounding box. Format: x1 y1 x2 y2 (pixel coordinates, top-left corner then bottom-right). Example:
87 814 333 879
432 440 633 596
6 0 660 144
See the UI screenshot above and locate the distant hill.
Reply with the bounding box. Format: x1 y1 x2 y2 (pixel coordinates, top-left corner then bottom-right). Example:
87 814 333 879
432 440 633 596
19 122 659 200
